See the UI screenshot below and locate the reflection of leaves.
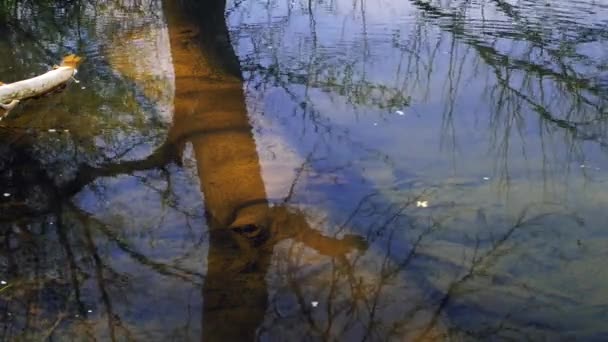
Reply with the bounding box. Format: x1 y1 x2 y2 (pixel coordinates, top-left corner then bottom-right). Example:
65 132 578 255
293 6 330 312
0 3 190 339
0 0 170 188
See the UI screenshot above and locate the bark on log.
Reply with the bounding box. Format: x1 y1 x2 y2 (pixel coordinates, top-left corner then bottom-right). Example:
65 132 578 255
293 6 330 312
0 55 82 117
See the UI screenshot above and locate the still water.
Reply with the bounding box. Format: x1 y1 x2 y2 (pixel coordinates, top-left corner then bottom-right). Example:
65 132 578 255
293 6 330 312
0 0 607 340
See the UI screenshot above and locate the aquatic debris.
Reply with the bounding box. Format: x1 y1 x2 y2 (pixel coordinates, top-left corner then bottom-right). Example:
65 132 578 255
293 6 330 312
0 283 11 293
311 301 319 307
0 280 6 285
395 110 405 116
48 128 57 133
373 122 378 126
0 100 19 118
81 86 86 90
0 55 82 117
483 177 490 181
578 164 600 171
416 200 428 208
87 309 93 313
2 193 10 197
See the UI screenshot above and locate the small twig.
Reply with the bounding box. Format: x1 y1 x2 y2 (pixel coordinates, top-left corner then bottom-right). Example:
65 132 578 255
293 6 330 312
39 313 67 342
0 283 12 293
0 100 20 120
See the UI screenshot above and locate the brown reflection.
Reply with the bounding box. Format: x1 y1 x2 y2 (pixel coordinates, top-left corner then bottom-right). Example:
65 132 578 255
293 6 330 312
0 1 367 339
162 1 367 340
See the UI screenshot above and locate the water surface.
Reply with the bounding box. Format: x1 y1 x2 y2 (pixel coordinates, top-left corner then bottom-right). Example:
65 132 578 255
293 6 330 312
0 0 607 340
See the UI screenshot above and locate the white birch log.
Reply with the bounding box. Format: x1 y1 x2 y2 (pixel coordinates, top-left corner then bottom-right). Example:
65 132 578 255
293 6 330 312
0 67 75 104
0 55 82 117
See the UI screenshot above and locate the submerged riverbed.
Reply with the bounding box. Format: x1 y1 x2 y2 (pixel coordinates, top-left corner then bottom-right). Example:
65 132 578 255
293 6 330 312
0 0 607 340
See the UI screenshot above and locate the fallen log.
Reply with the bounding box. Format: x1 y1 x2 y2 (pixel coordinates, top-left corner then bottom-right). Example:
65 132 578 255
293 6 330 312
0 55 82 118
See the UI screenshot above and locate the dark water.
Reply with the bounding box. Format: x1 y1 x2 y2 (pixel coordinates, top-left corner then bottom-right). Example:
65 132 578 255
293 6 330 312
0 0 607 340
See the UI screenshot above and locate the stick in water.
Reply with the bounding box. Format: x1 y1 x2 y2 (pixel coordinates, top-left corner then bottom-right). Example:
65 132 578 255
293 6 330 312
0 55 82 119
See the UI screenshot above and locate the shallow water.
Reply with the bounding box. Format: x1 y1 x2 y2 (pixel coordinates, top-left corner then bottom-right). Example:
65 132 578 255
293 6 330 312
0 0 607 340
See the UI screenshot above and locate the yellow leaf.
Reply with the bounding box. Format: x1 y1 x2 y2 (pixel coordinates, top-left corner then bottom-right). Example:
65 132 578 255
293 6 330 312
61 54 83 68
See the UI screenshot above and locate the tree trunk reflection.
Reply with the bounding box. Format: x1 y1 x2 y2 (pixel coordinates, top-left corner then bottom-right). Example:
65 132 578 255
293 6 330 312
163 1 366 340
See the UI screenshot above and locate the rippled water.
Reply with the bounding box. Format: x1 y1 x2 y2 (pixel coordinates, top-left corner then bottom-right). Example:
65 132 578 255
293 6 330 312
0 0 607 340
